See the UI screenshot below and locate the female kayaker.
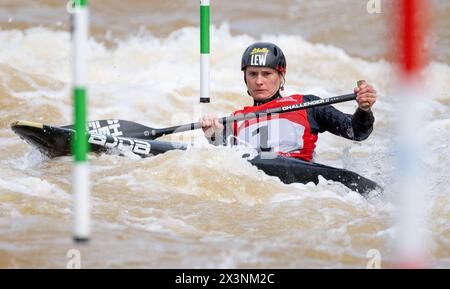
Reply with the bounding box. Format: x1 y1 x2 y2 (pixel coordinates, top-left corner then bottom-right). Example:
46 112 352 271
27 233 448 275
200 42 378 162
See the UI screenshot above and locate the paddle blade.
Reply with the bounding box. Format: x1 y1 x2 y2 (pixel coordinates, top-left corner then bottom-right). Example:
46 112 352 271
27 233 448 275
61 119 158 139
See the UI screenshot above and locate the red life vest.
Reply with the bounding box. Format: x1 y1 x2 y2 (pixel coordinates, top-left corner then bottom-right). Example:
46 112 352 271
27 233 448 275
232 94 318 162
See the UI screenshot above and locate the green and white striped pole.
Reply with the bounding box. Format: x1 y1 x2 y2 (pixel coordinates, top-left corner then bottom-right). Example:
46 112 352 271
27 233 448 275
200 0 210 103
71 0 90 243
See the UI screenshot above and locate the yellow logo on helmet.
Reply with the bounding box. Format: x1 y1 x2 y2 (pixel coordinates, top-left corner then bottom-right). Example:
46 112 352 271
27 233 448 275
250 48 269 55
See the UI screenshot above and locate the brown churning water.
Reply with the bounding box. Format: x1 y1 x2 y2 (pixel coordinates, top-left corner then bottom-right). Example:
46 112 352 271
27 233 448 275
0 0 449 268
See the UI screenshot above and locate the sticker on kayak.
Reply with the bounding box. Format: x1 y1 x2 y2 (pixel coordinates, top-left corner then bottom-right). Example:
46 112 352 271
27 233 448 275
233 146 262 161
88 134 151 155
88 119 123 136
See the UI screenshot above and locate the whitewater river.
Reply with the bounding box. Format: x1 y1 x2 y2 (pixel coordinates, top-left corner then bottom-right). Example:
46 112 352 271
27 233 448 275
0 0 449 268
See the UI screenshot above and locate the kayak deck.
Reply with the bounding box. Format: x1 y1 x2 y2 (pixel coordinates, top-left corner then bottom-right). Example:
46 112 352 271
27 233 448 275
11 120 382 195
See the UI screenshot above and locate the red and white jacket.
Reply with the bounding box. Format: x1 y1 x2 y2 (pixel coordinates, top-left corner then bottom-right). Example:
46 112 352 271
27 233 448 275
231 94 317 161
211 94 375 162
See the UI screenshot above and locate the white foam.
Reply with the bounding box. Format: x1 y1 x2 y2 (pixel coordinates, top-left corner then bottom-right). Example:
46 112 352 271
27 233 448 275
1 24 449 267
0 176 69 200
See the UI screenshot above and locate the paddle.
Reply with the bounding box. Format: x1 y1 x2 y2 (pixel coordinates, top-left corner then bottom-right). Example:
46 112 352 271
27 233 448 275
64 92 356 140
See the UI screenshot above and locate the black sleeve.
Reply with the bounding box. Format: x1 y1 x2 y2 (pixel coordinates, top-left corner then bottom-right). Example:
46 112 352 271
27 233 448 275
304 94 375 141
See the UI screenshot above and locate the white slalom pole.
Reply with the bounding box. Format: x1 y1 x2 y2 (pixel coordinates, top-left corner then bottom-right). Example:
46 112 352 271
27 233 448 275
200 0 210 103
72 0 90 243
393 0 430 268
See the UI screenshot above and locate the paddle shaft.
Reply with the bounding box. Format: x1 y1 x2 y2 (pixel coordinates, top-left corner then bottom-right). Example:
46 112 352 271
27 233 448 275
152 92 356 138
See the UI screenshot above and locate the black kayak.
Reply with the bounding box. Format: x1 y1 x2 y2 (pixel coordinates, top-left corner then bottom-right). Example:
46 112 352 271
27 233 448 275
11 120 382 195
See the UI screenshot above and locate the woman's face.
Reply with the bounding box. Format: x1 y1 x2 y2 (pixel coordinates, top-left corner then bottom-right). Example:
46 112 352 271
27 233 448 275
245 66 283 101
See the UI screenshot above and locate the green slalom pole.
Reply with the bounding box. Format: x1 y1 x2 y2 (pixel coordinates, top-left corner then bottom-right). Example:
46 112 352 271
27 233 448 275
200 0 210 103
72 0 90 243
